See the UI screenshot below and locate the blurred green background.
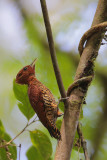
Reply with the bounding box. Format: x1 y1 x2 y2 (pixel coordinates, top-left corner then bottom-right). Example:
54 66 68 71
0 0 107 160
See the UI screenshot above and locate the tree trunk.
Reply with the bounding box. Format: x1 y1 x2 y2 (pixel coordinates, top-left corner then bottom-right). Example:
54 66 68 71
55 0 107 159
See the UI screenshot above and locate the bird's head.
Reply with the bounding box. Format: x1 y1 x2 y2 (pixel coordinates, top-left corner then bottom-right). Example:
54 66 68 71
16 59 37 84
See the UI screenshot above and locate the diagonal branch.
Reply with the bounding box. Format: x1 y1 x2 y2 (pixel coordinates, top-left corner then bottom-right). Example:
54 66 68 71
0 116 38 148
40 0 68 107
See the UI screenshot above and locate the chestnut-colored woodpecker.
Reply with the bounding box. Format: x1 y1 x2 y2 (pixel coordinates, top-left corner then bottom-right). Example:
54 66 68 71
16 59 63 140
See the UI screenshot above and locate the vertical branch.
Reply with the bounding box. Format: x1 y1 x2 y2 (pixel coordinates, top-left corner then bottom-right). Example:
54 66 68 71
40 0 67 106
55 0 107 160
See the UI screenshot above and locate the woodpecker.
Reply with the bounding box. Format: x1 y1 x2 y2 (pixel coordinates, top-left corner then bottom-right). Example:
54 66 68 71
16 59 63 140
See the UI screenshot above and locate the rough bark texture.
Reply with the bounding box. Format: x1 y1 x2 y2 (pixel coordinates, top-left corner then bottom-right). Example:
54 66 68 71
55 0 107 159
78 21 107 55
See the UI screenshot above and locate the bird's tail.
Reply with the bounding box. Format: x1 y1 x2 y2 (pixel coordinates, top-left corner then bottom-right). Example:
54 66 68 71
48 121 61 140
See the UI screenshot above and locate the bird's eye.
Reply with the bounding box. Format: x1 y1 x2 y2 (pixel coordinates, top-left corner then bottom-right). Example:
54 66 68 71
18 73 22 77
23 67 27 71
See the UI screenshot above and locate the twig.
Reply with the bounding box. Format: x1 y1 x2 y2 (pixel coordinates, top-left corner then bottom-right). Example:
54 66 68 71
0 116 38 148
19 144 21 160
77 123 90 160
40 0 68 107
78 22 107 55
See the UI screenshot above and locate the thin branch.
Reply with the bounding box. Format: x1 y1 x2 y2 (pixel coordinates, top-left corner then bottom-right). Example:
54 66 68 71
40 0 68 107
19 144 21 160
77 123 90 160
0 116 38 148
7 124 28 145
78 22 107 55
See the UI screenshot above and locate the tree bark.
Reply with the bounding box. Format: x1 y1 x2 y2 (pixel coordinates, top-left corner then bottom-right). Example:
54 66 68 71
55 0 107 159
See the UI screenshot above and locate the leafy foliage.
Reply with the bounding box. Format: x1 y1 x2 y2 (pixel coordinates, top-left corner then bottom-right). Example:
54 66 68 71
0 120 5 138
30 130 52 160
0 120 17 160
26 146 44 160
13 79 35 120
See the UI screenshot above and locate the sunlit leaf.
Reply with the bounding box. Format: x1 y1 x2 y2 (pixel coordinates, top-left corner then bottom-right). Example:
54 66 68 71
30 130 52 160
18 102 35 121
0 120 5 138
13 79 35 120
13 79 28 103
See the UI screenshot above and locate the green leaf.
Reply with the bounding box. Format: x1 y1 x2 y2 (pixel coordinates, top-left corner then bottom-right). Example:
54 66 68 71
18 102 35 121
0 120 5 138
30 130 52 160
0 120 17 160
0 147 7 160
13 79 28 103
4 133 17 160
26 146 44 160
56 120 62 130
13 79 35 120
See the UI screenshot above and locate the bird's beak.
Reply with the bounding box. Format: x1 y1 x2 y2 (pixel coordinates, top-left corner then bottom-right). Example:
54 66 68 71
30 58 37 68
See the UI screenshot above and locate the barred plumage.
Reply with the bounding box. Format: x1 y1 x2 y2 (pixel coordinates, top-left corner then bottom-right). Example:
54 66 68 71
28 80 62 140
48 120 61 140
16 59 63 140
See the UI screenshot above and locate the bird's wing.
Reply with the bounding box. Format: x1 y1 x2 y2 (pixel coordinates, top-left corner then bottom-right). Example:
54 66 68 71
40 85 61 140
38 83 61 140
39 84 57 120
